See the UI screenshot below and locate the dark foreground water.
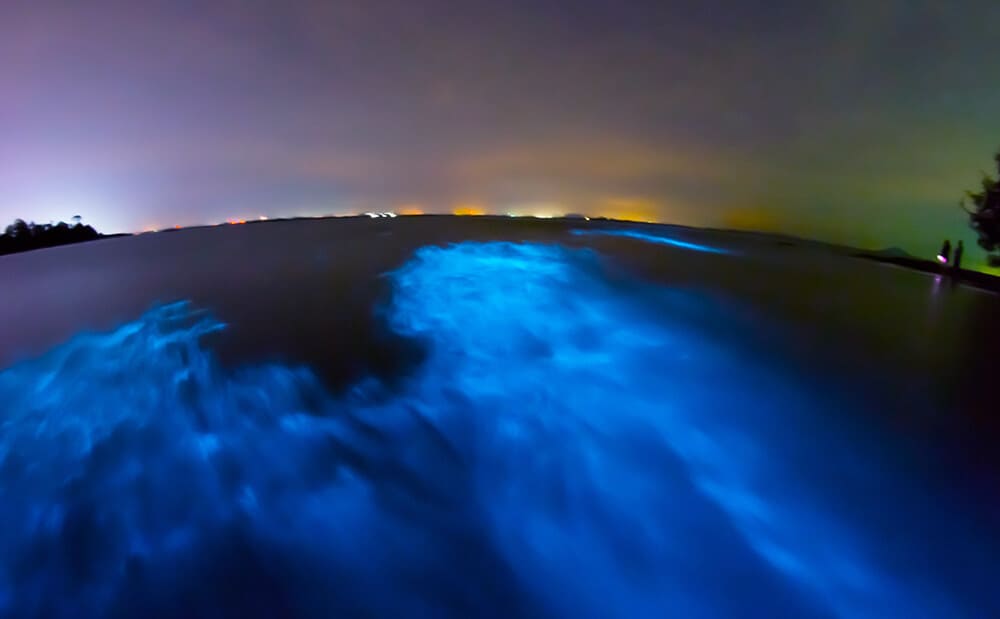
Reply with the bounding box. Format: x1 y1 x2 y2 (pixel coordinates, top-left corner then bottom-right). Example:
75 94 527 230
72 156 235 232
0 217 998 618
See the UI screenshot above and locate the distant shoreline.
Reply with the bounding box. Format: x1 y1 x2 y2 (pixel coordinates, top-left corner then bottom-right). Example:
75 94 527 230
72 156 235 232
4 215 999 295
853 253 1000 294
0 233 129 258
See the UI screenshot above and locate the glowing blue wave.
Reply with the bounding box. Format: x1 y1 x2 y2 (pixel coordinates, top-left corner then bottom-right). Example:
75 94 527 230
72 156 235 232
0 242 981 617
571 228 731 254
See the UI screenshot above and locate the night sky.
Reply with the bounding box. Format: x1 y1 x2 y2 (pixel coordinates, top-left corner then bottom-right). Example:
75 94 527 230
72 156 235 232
2 1 998 267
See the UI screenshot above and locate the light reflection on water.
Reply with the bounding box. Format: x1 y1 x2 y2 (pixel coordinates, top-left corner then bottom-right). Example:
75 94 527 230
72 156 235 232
0 242 991 617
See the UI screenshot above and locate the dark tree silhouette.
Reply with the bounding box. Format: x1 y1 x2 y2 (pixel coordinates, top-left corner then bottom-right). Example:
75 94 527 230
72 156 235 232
962 148 1000 266
4 219 30 239
0 218 102 257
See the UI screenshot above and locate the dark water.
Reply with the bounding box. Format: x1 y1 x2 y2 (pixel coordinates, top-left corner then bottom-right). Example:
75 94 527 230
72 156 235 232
0 217 997 617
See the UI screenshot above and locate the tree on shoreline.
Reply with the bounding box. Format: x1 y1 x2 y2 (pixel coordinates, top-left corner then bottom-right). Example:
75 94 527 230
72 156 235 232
961 149 1000 266
0 218 102 257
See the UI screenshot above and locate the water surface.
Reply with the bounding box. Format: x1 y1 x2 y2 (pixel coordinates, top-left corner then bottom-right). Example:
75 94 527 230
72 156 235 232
1 217 997 617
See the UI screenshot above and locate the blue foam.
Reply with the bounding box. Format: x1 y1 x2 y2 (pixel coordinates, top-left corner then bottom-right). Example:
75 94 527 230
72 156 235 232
571 228 732 254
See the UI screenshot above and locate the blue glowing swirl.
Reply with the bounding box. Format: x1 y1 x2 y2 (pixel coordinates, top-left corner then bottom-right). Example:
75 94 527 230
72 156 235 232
0 242 980 617
570 228 731 254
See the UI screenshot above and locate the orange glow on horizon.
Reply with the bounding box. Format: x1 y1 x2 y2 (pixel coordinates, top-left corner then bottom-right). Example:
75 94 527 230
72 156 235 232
452 204 486 216
398 205 424 215
596 197 661 223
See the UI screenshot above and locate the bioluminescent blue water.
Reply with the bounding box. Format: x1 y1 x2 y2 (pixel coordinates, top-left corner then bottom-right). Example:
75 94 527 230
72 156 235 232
570 228 731 254
0 242 988 617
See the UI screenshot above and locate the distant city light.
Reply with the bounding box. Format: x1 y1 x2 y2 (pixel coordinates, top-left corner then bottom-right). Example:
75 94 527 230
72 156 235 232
453 204 486 216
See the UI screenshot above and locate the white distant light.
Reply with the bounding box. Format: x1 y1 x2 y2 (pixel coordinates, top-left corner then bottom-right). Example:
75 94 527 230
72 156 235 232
364 212 379 218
